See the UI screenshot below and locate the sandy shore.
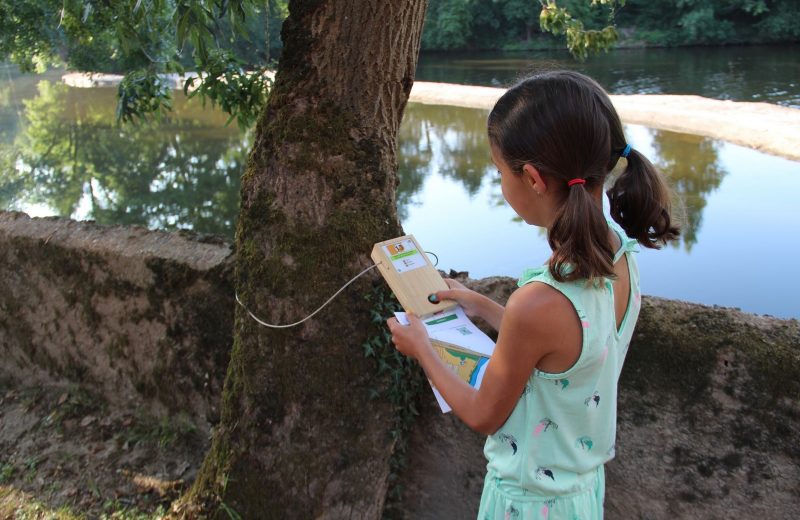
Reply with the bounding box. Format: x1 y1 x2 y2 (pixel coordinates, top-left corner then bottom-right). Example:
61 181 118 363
409 81 800 162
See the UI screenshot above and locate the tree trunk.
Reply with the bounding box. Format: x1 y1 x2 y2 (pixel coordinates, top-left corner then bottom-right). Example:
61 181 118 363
175 1 428 518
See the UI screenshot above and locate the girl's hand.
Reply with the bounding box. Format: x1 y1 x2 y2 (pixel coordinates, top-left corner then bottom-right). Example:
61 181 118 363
434 279 485 319
386 313 430 360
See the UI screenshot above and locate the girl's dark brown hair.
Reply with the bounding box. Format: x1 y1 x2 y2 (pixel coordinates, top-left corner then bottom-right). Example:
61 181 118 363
488 70 679 282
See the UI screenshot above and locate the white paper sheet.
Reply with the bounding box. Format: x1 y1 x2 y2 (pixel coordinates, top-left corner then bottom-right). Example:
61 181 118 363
394 305 495 413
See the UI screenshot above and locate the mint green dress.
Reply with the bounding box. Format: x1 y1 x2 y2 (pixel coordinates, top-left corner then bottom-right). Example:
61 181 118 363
478 221 641 520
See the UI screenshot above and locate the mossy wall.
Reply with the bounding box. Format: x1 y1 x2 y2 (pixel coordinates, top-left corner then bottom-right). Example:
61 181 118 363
0 211 234 429
396 275 800 519
3 215 797 518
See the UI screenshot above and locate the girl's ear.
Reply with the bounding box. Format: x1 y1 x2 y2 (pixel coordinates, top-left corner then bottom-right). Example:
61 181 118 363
522 164 548 195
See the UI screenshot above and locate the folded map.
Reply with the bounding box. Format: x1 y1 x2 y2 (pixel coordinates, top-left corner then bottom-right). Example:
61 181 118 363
394 306 495 413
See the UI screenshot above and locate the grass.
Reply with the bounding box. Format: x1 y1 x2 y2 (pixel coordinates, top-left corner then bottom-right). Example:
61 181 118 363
0 486 82 520
0 486 167 520
0 463 15 484
120 412 198 450
100 500 166 519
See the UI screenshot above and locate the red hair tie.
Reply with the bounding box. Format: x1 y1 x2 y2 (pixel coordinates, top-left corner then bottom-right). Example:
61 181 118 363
567 178 586 187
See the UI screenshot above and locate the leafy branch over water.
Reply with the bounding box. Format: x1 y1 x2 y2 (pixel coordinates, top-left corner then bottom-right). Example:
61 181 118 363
539 0 623 60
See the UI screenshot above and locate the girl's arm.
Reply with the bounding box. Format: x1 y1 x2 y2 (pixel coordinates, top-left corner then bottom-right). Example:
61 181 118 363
434 279 505 331
388 282 576 435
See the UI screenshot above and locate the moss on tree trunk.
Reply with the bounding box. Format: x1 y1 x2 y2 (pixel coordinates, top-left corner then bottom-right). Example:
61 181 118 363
174 1 428 518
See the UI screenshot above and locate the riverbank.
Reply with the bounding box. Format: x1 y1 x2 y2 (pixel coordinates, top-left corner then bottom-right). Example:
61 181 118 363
409 81 800 162
1 212 798 518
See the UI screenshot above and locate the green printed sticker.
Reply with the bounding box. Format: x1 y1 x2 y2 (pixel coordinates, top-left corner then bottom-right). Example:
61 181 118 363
383 239 427 273
390 249 419 261
425 313 458 326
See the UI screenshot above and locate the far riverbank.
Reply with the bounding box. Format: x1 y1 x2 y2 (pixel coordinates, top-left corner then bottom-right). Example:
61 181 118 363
408 81 800 162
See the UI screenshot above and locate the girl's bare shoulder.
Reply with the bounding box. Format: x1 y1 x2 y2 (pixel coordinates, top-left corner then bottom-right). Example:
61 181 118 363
504 281 578 337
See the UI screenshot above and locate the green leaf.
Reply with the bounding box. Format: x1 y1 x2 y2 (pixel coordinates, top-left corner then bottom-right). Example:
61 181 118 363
362 342 375 357
539 0 620 60
177 10 192 46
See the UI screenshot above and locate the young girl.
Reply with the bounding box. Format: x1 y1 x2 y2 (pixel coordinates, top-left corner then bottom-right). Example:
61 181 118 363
387 70 679 519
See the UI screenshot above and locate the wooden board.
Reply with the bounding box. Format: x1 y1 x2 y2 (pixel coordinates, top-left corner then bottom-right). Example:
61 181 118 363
371 234 456 318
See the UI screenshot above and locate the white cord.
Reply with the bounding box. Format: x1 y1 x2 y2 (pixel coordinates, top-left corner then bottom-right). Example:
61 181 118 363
235 263 379 329
235 250 439 329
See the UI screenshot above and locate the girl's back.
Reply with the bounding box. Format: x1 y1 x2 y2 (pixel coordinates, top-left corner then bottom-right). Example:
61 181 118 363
387 70 679 520
480 220 640 519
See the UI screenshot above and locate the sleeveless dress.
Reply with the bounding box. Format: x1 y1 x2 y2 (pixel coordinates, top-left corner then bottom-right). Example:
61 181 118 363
477 221 641 520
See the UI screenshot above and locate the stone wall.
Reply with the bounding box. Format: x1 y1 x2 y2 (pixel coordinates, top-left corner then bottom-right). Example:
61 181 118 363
1 212 798 518
0 211 234 426
398 278 800 518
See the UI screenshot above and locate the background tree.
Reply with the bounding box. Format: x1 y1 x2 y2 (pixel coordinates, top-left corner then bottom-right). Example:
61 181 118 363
418 0 622 55
421 0 474 51
0 0 283 128
4 80 246 235
416 0 799 52
616 0 800 46
649 129 727 250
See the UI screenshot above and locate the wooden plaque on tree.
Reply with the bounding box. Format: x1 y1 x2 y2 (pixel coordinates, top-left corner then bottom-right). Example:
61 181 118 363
371 235 456 318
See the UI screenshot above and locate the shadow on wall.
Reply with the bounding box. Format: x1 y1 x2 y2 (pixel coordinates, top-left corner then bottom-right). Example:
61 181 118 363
0 211 234 427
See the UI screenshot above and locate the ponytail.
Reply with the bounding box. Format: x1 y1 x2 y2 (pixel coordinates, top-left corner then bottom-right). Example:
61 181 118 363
607 149 680 248
488 69 680 283
549 182 615 283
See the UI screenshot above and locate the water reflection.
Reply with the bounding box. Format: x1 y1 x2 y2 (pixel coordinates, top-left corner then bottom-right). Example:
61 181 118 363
3 81 246 237
649 130 727 250
2 76 796 316
398 104 491 201
2 83 735 253
397 105 800 317
397 103 728 251
396 107 431 222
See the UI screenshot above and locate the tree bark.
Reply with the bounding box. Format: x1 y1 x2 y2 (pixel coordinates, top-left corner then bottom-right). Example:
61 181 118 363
175 0 428 518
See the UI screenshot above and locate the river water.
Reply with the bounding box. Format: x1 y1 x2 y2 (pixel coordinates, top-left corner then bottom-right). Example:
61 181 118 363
416 45 800 108
1 46 798 318
398 103 799 319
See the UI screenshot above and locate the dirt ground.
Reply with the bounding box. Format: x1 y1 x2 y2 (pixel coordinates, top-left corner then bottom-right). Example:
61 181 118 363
0 377 207 519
